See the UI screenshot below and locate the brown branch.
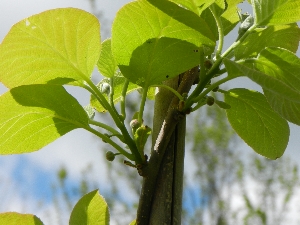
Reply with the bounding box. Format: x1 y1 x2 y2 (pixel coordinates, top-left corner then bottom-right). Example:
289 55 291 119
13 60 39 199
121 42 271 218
136 66 198 224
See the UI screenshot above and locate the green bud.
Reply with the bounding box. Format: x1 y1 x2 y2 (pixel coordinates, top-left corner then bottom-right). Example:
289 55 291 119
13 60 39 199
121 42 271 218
130 119 141 133
206 96 215 106
106 151 115 161
99 82 111 95
204 59 213 69
212 86 219 92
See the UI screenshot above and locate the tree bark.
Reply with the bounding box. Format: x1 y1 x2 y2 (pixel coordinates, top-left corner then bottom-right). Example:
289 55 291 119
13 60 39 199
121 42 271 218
136 67 198 225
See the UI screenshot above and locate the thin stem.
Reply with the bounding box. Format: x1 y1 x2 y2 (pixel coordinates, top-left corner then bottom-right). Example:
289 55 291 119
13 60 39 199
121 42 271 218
191 99 206 112
221 24 256 58
138 86 148 124
89 119 123 138
151 84 183 100
85 126 134 161
184 57 223 110
83 80 143 164
121 79 129 119
109 77 115 106
199 47 206 81
192 75 234 103
210 6 224 58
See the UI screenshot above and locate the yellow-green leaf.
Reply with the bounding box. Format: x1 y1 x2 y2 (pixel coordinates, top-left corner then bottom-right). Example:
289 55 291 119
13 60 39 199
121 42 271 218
97 39 117 78
253 0 300 25
0 212 44 225
111 0 215 87
0 8 100 88
0 84 89 154
69 190 109 225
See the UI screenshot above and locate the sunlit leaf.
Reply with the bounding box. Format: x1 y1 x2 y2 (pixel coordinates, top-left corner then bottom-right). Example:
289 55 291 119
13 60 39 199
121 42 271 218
253 0 300 25
254 47 300 125
0 212 44 225
0 8 100 88
225 88 289 159
69 190 109 225
200 0 240 39
129 220 136 225
235 24 300 60
0 84 89 154
169 0 215 16
220 0 241 34
111 0 215 87
97 39 117 78
224 57 300 103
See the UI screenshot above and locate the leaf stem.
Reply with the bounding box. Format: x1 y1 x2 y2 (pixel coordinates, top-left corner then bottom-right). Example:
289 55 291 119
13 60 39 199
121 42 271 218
221 24 256 58
192 75 234 103
210 6 224 58
85 126 134 160
89 119 123 139
120 79 129 120
138 86 148 124
83 80 143 163
184 57 223 110
151 84 183 100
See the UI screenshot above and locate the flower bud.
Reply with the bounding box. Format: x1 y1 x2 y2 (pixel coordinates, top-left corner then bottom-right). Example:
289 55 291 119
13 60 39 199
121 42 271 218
206 96 215 106
99 82 111 95
106 151 115 161
130 119 141 131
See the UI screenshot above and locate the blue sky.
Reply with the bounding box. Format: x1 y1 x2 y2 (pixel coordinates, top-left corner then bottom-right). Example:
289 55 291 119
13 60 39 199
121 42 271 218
0 1 300 224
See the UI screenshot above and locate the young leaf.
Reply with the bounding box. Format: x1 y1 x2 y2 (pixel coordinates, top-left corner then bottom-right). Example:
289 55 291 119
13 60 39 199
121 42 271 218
169 0 215 16
0 84 89 154
0 8 100 88
134 125 152 159
224 88 289 159
254 47 300 125
111 0 215 87
69 190 109 225
235 24 300 60
253 0 300 25
97 39 117 78
0 212 44 225
90 75 139 113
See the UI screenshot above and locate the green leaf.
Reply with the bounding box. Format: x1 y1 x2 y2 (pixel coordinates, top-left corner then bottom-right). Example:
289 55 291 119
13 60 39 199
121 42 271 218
253 47 300 125
223 58 244 78
0 212 44 225
0 84 89 154
224 88 289 159
0 8 100 88
97 39 117 78
69 190 109 225
220 0 241 34
91 74 139 113
253 0 300 25
200 0 240 39
169 0 215 16
111 0 215 87
224 57 300 103
235 24 300 60
129 220 136 225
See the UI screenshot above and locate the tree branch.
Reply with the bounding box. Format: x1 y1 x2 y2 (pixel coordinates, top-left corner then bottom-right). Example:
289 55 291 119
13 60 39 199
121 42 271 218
136 66 198 224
